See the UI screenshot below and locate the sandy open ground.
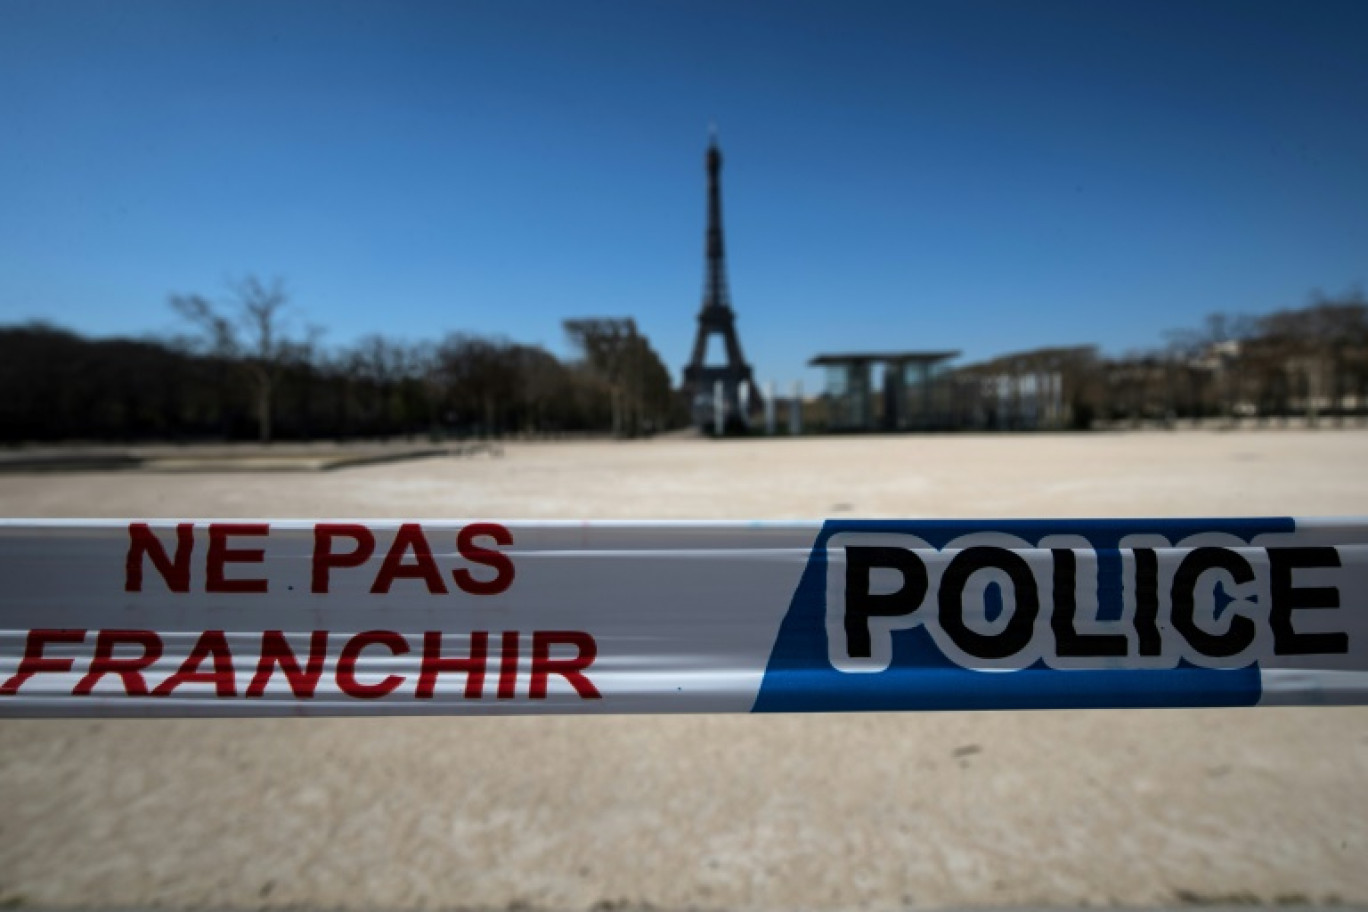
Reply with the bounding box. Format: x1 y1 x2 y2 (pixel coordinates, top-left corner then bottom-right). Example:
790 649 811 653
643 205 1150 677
2 429 1367 910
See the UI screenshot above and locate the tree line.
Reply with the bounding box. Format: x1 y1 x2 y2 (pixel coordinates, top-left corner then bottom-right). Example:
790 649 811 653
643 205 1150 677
1104 291 1368 424
3 280 1364 443
953 289 1368 429
0 277 683 444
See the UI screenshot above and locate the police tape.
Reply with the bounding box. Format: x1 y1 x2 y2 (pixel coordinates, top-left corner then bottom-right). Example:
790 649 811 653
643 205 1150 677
1 518 1365 716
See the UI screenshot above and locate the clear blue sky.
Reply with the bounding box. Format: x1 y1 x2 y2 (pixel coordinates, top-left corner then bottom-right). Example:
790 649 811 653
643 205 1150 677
2 0 1365 390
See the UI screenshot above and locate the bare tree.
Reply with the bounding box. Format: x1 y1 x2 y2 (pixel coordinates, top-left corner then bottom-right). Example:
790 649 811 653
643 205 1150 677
563 318 676 437
1305 289 1368 424
170 276 294 443
432 334 521 436
564 319 637 436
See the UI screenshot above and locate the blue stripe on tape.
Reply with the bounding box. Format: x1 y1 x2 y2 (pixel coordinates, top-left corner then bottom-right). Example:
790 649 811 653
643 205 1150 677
751 517 1295 713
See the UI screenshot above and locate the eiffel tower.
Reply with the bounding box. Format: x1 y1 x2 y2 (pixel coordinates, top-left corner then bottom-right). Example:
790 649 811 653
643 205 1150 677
683 132 756 431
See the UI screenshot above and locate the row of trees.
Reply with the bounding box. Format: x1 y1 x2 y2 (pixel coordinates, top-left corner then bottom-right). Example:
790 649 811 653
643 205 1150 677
1096 290 1368 425
950 290 1368 430
1 277 684 443
4 279 1363 443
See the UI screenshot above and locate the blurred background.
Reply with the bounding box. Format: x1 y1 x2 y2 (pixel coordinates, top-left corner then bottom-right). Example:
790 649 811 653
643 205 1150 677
2 0 1366 445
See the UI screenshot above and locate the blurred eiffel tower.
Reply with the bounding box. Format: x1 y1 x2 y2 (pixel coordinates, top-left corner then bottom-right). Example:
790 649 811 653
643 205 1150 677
682 130 756 432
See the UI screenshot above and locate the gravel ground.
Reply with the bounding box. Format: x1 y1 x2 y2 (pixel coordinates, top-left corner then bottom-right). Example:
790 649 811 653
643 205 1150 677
1 429 1366 911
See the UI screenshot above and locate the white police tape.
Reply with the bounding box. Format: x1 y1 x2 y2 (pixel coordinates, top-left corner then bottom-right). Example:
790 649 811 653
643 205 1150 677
1 517 1365 716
